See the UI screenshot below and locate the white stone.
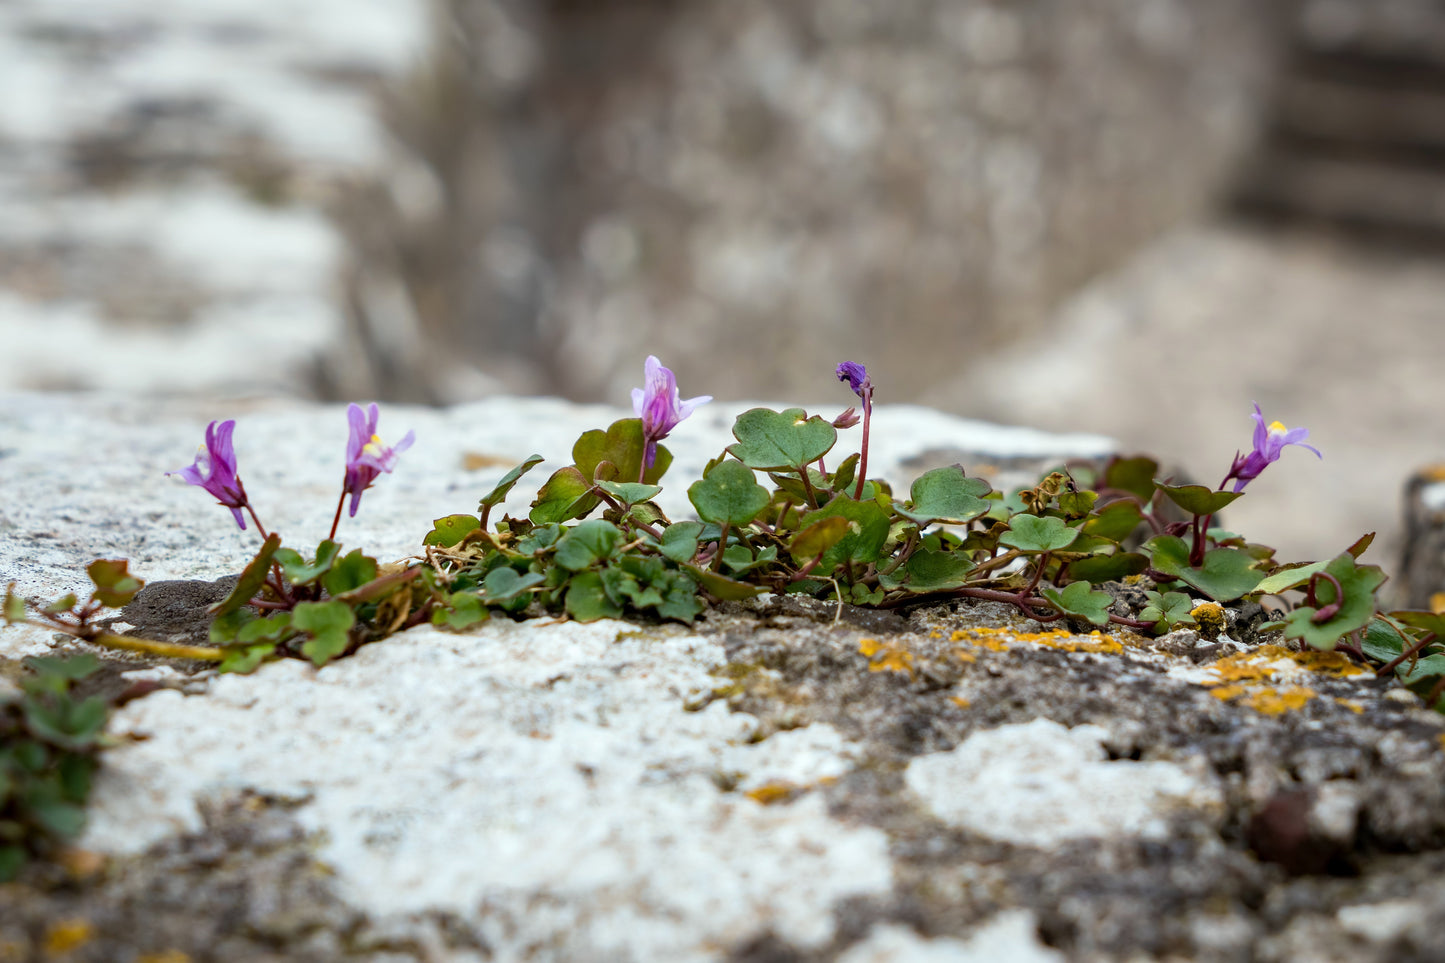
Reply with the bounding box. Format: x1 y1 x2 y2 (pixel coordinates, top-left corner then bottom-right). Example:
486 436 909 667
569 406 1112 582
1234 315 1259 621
838 913 1063 963
1336 900 1421 944
904 718 1223 846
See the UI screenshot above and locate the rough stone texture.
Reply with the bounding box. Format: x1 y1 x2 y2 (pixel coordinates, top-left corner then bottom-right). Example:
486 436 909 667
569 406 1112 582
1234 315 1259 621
6 392 1445 962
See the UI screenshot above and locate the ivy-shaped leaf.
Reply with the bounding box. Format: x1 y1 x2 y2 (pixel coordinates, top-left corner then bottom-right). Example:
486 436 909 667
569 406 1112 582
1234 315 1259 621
219 643 276 675
727 408 837 471
1253 560 1329 596
1065 552 1148 584
1041 581 1113 626
483 567 545 602
658 521 704 564
1138 591 1196 631
688 460 770 529
529 466 597 525
596 480 664 506
422 514 481 548
878 548 974 593
293 600 356 667
322 550 380 596
1146 535 1264 602
1103 456 1158 502
574 419 672 485
554 520 624 572
999 514 1078 553
86 559 144 608
790 516 851 562
1154 483 1243 518
1081 500 1144 542
565 571 624 621
897 467 992 526
798 495 891 572
274 540 342 588
1279 552 1388 650
685 565 768 600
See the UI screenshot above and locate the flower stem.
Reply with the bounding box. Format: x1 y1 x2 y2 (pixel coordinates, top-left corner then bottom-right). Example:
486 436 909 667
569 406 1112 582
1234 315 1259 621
328 489 347 542
853 392 872 501
246 504 270 540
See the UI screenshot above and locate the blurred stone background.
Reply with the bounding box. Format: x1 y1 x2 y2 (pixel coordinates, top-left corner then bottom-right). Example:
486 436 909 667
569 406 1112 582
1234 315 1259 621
2 0 1442 569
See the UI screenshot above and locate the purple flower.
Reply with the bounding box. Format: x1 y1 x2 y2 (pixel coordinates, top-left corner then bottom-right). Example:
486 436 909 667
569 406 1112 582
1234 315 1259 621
1225 403 1322 493
631 355 711 469
167 419 251 529
836 362 871 400
343 403 415 517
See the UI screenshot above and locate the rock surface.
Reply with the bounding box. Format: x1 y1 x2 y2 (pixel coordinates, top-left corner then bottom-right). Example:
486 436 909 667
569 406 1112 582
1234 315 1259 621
5 393 1445 962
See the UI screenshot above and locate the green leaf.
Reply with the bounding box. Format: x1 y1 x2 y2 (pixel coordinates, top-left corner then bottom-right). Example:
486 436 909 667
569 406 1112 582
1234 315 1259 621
879 548 974 593
236 611 293 645
274 540 342 587
208 607 255 645
210 533 283 617
482 567 544 602
1103 457 1159 502
574 419 672 485
529 466 598 524
86 559 144 607
1154 483 1243 518
1138 591 1197 631
0 845 24 883
658 522 704 564
1346 531 1375 559
1058 490 1098 518
727 408 837 471
41 594 77 615
28 797 86 839
1279 552 1389 650
554 520 625 572
596 480 664 506
1065 552 1148 584
798 495 891 571
684 565 768 600
478 454 545 512
1041 581 1114 626
565 571 625 621
1400 654 1445 687
434 591 487 630
322 550 379 596
516 523 563 555
422 514 481 548
1081 501 1145 542
219 643 276 675
688 460 770 528
1360 617 1408 663
790 516 851 562
897 467 992 526
652 571 704 622
1146 535 1264 602
292 600 355 667
1254 560 1330 596
999 514 1078 553
829 453 860 494
21 654 99 682
1391 610 1445 638
3 584 26 624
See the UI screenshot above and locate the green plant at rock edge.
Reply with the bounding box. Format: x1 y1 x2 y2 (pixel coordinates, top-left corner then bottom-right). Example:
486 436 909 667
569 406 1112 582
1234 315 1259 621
0 358 1430 713
0 654 110 881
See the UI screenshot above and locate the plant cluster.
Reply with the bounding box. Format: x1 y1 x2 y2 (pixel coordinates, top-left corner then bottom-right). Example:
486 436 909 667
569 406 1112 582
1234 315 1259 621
0 654 109 881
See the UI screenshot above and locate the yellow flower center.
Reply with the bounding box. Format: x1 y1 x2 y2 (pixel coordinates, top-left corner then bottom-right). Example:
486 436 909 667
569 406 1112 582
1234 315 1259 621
1267 420 1287 434
362 433 385 457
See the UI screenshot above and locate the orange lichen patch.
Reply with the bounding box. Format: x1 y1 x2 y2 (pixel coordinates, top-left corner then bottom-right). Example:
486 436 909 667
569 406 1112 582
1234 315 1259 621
44 919 93 955
859 638 915 676
137 954 193 963
1212 684 1316 715
1438 734 1445 753
1336 698 1366 714
949 625 1125 655
746 781 801 805
951 696 971 709
1423 464 1445 483
1432 593 1445 616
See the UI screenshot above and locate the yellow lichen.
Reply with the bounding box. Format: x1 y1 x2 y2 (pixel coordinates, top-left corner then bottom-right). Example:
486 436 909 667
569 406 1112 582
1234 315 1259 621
859 638 915 676
951 696 971 709
745 781 800 805
1190 602 1226 638
1335 698 1365 714
1211 684 1316 714
1432 593 1445 616
949 625 1124 655
44 920 92 955
137 954 192 963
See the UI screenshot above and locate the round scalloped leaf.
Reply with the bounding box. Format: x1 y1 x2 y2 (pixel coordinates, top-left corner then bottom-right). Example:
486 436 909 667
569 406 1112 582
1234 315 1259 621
219 643 276 675
1041 581 1113 626
274 540 342 588
322 550 380 597
658 521 704 564
529 466 597 524
684 565 768 600
1253 560 1329 596
483 566 545 603
554 520 624 572
86 559 144 608
898 467 992 526
1360 616 1409 663
1103 457 1159 502
1138 590 1196 631
294 600 356 667
999 514 1078 553
565 570 624 621
798 495 891 571
688 461 770 528
597 480 664 506
1145 535 1264 602
1280 552 1388 650
790 516 851 562
727 408 837 471
1081 500 1145 542
1155 483 1243 518
574 419 672 485
422 514 481 549
879 548 974 594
